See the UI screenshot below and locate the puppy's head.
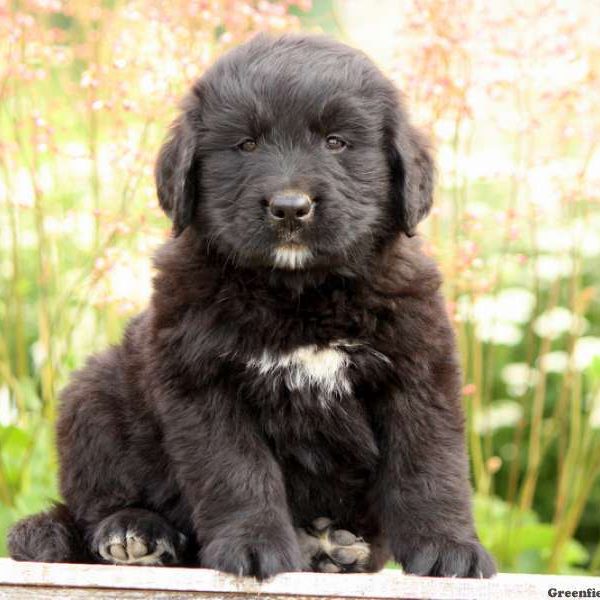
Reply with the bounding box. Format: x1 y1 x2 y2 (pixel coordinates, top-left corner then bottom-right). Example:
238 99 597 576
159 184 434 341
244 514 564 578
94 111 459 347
155 34 433 271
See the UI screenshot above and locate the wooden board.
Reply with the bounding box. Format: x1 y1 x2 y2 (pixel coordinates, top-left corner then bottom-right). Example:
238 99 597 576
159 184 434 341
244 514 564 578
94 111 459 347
0 558 598 599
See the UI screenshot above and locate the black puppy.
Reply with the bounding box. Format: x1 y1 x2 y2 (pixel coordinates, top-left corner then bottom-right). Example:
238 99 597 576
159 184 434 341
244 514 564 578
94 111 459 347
9 34 496 579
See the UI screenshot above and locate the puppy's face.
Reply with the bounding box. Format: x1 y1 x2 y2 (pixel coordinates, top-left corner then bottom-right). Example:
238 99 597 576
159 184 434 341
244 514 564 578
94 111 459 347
156 35 433 272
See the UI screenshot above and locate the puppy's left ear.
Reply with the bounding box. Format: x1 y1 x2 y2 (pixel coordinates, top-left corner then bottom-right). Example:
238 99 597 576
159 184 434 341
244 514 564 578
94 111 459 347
155 111 200 237
388 113 435 236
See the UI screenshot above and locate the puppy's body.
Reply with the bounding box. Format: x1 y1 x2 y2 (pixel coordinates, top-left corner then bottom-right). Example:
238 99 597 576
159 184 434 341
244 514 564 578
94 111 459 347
9 34 495 579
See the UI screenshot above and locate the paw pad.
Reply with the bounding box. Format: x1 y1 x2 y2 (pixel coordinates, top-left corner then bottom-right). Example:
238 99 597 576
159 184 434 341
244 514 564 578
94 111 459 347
93 510 185 567
99 530 176 565
297 517 370 573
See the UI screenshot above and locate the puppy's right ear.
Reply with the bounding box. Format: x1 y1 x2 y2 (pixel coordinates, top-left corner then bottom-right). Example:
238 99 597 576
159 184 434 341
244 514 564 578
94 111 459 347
386 96 435 237
155 111 199 237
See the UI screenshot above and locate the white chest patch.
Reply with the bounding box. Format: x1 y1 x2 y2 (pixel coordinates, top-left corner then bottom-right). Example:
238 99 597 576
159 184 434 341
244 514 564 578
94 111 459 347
247 343 352 398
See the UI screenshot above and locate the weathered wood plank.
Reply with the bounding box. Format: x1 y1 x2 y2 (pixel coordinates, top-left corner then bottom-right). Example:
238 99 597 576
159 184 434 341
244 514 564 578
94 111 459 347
0 558 598 599
0 591 416 600
0 587 212 600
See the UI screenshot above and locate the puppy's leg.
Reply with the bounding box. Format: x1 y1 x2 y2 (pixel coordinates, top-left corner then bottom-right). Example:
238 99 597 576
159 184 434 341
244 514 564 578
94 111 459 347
56 347 187 565
296 518 371 573
8 503 90 563
155 383 302 580
92 508 187 566
372 382 496 578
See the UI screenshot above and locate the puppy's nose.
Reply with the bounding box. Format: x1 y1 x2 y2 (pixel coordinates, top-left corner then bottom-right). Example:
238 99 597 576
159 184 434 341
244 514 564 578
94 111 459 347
268 191 313 222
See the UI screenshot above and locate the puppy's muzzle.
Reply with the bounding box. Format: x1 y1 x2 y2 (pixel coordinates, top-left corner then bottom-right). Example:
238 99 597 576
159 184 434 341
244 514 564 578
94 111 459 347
268 191 313 225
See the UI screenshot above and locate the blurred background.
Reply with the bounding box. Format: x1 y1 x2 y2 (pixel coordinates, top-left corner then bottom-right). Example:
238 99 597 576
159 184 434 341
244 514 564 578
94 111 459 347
1 0 599 575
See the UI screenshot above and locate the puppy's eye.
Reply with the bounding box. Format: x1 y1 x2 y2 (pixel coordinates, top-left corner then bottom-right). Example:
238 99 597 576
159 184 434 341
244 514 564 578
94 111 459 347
325 135 347 152
237 138 257 152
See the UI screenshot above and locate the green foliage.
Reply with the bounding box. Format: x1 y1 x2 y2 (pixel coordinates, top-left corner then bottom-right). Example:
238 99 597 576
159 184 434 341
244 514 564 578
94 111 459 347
474 495 589 575
0 421 59 556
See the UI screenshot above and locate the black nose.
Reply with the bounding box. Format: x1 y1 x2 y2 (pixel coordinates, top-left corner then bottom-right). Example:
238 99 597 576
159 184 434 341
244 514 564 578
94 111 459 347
268 191 313 222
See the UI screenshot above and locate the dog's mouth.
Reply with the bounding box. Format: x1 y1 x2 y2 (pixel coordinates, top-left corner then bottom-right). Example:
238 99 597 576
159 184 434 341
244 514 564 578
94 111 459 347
272 243 313 270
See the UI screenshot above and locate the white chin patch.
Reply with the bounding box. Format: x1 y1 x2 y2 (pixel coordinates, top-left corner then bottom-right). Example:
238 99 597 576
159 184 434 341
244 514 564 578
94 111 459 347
273 245 312 270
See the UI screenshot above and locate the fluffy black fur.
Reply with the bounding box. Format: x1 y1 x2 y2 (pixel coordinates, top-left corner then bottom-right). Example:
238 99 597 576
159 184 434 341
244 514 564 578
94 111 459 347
8 34 496 579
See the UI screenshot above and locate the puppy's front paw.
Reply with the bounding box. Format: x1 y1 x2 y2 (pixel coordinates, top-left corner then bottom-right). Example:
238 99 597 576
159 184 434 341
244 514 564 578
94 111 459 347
296 517 371 573
400 538 496 578
93 509 186 566
201 526 302 580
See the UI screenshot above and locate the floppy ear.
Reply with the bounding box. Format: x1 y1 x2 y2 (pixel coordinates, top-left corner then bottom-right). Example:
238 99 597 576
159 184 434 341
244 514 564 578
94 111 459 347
388 116 435 237
155 112 200 237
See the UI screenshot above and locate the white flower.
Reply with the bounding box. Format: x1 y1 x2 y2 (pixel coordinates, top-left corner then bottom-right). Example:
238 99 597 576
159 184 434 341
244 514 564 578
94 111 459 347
30 340 47 369
527 170 562 215
580 232 600 258
501 363 538 396
535 256 574 281
458 288 535 326
107 258 153 306
573 337 600 371
458 288 534 346
494 289 536 324
539 351 569 374
476 321 523 346
533 307 587 340
535 227 572 254
475 400 523 434
0 386 17 427
568 219 600 258
464 201 492 218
